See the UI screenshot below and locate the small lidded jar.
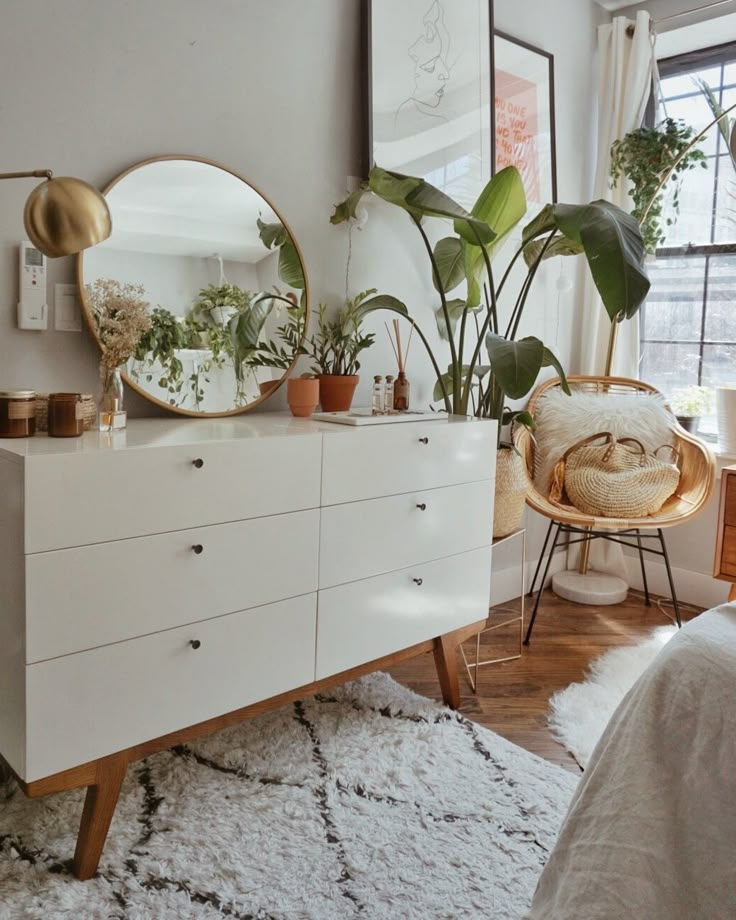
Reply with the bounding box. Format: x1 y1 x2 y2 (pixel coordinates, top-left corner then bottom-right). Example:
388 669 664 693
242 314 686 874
0 390 36 438
47 393 84 438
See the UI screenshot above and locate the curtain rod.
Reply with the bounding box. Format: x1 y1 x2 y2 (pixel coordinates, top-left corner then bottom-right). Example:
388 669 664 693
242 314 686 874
625 0 735 36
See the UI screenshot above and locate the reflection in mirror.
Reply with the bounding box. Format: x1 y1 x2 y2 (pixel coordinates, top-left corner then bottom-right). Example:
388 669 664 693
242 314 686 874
79 157 308 416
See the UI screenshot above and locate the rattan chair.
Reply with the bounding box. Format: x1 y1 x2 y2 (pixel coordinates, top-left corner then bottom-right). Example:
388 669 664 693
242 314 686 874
514 376 716 643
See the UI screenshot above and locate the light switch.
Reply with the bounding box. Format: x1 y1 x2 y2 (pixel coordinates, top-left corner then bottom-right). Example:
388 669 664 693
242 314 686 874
54 283 82 332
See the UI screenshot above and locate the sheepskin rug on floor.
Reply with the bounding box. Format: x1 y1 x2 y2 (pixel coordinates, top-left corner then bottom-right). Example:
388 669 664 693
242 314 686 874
549 625 678 768
0 673 577 920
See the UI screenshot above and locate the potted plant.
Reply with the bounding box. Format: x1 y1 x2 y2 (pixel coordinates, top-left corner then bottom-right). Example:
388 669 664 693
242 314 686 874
671 385 711 433
610 117 707 255
331 165 651 536
305 291 377 412
287 374 320 417
191 282 253 326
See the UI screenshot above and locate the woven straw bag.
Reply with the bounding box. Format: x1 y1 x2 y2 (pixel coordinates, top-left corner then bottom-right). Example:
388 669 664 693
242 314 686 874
549 431 680 518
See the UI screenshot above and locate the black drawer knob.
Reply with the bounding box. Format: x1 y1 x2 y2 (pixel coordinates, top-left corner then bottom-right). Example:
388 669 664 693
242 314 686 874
190 639 201 650
192 544 204 555
413 577 423 586
192 458 204 469
418 437 429 445
416 503 427 511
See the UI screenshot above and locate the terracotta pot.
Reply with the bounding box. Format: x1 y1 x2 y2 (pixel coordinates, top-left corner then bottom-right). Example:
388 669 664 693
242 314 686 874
319 374 359 412
259 380 280 397
493 447 528 539
287 378 319 418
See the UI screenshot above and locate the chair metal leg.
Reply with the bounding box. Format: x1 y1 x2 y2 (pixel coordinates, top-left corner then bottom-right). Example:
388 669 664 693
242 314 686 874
636 529 651 606
527 519 555 598
524 523 562 646
658 528 682 628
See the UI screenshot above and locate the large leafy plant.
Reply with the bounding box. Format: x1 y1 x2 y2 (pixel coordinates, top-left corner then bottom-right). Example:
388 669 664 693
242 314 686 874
331 165 651 442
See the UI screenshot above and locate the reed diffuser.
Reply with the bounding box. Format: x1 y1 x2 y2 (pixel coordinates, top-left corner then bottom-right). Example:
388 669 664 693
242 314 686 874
386 319 413 411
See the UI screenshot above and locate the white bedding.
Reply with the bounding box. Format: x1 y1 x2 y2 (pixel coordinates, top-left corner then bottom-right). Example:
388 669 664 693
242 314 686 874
527 603 736 920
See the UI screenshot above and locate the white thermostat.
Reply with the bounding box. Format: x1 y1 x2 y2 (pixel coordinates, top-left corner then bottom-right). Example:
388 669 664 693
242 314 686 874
18 241 48 330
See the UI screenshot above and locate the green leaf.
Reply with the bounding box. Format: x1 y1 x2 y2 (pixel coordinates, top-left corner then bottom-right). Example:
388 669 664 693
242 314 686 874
541 346 571 395
433 372 453 402
433 237 465 292
462 167 527 306
330 185 370 225
522 204 556 246
257 218 288 250
555 200 650 320
352 293 410 323
434 298 471 341
278 237 305 290
523 233 584 267
485 333 545 400
368 166 494 245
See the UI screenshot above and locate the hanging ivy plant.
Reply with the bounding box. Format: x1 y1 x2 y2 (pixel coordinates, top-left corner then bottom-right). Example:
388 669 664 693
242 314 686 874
610 117 707 254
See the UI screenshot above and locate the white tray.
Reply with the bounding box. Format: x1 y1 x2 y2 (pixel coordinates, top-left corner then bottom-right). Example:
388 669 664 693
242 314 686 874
313 409 448 426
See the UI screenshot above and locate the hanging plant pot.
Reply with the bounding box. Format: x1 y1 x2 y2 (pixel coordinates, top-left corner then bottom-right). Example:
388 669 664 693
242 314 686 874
319 375 359 412
493 447 528 539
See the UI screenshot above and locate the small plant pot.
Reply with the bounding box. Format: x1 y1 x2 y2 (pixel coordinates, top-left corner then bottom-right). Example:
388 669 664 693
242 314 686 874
319 375 359 412
210 306 238 326
287 378 319 418
676 415 699 434
259 380 280 398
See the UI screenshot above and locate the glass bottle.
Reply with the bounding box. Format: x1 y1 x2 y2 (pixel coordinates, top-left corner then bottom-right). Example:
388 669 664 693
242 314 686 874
384 375 395 414
98 364 127 431
394 371 410 411
372 375 383 415
48 393 84 437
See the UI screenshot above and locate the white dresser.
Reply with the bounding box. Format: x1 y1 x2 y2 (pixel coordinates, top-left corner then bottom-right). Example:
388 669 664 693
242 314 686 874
0 413 496 877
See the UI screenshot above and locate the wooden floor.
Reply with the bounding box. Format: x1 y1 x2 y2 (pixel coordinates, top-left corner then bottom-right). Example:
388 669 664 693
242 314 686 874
388 588 698 773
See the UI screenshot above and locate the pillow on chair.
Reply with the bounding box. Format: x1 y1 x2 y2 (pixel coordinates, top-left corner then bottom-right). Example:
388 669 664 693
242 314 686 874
533 389 675 496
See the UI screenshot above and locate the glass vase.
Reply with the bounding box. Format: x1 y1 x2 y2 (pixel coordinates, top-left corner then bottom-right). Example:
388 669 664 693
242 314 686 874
98 364 127 431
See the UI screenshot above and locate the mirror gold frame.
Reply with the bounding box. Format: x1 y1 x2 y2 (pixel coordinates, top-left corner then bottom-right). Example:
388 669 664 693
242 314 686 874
76 154 310 418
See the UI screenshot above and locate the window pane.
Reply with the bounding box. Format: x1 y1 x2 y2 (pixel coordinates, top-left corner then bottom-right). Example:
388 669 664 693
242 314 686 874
639 342 700 391
702 343 736 387
663 91 721 156
660 67 723 103
642 257 705 341
704 256 736 341
714 155 736 244
661 157 716 246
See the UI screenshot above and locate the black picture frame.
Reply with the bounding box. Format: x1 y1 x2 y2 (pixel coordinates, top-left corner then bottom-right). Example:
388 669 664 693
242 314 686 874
494 30 557 205
363 0 495 211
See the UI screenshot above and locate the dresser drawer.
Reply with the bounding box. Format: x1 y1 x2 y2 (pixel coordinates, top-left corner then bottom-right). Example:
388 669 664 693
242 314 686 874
319 481 493 588
24 433 322 552
25 593 316 780
26 510 319 663
321 420 496 505
316 548 491 679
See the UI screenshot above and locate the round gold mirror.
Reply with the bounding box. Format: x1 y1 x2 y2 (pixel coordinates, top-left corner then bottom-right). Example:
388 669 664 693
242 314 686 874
78 155 309 416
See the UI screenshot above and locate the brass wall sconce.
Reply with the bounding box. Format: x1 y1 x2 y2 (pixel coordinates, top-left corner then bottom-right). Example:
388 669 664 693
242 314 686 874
0 169 111 257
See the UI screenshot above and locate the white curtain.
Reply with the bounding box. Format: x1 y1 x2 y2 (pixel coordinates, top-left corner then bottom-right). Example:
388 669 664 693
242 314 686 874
579 10 655 378
568 12 656 580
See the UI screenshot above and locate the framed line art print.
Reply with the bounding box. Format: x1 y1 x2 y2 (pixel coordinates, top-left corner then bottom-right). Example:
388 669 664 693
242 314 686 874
365 0 495 211
494 31 557 207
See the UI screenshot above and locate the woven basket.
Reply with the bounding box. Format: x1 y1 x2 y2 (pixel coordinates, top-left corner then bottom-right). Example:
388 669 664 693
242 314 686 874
493 448 528 538
551 432 680 518
35 394 97 432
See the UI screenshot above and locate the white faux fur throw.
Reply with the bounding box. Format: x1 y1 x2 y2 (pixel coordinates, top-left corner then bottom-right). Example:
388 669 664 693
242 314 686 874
533 390 675 495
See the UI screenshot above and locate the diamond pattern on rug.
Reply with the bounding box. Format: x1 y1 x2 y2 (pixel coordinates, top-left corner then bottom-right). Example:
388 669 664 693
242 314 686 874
0 673 577 919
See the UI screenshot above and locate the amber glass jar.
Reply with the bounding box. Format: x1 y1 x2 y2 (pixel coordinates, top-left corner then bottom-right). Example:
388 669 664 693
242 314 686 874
0 390 36 438
47 393 84 438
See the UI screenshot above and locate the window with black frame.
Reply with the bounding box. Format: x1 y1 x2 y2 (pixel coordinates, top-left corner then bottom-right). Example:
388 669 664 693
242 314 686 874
639 42 736 439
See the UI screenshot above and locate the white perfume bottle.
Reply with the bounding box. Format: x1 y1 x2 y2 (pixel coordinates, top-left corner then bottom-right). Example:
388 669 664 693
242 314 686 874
372 375 384 415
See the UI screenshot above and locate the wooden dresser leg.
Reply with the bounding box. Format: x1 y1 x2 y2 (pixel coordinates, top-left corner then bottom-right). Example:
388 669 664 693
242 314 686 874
433 634 461 709
73 754 128 880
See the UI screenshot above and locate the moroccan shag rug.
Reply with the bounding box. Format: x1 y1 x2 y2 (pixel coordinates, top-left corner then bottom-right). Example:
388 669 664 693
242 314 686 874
0 673 577 919
548 625 678 769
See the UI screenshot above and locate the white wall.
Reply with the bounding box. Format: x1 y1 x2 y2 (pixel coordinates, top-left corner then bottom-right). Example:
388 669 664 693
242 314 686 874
0 0 607 588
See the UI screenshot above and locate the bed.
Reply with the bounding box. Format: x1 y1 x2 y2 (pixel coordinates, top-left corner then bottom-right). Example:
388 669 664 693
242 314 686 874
526 602 736 920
